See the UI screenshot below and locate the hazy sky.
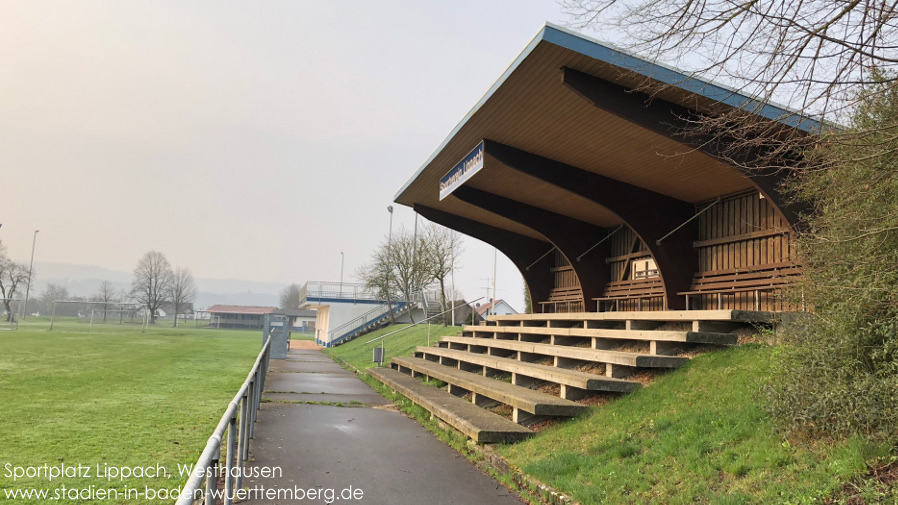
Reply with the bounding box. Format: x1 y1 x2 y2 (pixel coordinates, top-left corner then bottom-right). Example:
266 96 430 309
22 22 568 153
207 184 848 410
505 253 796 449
0 1 580 311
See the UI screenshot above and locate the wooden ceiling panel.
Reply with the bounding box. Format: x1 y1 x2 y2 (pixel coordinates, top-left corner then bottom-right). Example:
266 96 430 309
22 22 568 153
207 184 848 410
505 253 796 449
466 154 622 228
429 196 546 241
398 41 754 227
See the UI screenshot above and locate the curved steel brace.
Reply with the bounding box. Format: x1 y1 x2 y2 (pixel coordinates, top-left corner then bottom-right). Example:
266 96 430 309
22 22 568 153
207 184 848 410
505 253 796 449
453 186 610 312
483 139 696 310
414 204 555 313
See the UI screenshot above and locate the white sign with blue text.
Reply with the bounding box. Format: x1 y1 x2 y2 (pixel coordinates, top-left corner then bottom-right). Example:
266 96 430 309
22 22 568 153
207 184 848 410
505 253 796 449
439 141 484 200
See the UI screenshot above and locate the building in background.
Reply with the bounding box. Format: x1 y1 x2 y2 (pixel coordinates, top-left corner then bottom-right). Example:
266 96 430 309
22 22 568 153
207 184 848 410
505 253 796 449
475 299 518 318
205 305 277 329
274 307 317 333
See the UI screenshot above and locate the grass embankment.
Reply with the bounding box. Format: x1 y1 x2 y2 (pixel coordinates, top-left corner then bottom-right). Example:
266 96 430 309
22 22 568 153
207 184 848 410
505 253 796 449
328 325 893 504
0 320 260 504
498 344 891 505
324 322 462 371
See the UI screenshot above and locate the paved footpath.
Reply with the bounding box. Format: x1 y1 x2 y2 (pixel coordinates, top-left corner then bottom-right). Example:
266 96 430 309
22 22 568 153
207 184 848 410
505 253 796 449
241 346 525 505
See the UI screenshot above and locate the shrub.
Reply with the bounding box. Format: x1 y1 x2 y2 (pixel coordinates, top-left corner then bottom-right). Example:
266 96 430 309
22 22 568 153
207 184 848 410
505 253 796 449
766 76 898 440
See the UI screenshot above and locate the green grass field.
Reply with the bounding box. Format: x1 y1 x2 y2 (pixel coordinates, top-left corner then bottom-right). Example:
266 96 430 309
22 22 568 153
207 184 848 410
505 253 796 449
324 322 462 371
498 344 892 505
0 319 260 504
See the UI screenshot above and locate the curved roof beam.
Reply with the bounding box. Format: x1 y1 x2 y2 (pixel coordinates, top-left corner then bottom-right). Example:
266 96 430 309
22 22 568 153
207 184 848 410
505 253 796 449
483 139 696 310
452 186 610 311
414 204 555 314
561 66 806 227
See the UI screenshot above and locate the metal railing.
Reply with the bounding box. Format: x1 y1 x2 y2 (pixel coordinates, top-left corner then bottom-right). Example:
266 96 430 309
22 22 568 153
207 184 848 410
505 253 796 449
299 281 379 304
175 337 271 505
325 285 445 344
326 301 410 347
365 296 484 345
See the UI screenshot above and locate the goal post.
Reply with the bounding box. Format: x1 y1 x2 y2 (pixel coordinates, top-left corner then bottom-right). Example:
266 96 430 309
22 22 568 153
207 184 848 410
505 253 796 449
49 301 144 330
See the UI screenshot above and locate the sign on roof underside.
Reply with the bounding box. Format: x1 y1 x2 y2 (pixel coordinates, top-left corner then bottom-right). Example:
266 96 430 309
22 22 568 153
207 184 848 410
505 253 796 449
439 141 484 200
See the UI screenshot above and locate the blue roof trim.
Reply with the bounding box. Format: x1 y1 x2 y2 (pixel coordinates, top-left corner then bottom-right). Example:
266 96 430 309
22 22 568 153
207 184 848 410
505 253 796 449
541 24 819 131
395 23 820 202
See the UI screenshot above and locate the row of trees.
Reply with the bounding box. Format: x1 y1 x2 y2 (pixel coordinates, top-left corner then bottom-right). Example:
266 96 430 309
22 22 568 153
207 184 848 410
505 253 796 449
358 222 462 325
20 251 196 326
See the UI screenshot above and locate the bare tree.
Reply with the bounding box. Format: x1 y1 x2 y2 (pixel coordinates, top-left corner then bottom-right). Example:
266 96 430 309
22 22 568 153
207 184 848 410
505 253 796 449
94 280 117 322
385 226 434 324
562 0 897 115
38 283 70 316
0 258 30 321
279 283 303 310
560 0 898 172
168 267 196 328
421 224 463 326
357 245 397 324
131 251 172 324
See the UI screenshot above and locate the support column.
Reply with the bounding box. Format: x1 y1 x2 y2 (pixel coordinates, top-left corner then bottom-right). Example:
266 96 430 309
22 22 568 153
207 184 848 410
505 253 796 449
415 205 555 312
483 139 696 309
453 186 610 311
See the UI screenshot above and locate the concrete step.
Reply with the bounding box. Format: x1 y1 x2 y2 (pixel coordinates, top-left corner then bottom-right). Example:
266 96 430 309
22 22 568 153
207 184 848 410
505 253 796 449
368 367 533 444
464 325 737 345
416 346 639 395
440 336 689 369
392 357 589 421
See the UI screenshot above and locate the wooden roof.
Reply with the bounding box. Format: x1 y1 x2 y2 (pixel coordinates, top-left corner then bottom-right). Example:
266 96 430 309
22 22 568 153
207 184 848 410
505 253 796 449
395 24 815 238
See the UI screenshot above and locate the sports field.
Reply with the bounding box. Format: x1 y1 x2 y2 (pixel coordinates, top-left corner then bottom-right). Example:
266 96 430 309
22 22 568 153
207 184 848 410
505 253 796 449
0 319 260 504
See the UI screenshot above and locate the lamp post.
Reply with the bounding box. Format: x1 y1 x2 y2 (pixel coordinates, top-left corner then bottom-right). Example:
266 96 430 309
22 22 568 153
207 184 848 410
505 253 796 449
386 206 394 323
22 229 38 320
387 206 394 244
339 252 344 295
491 247 497 317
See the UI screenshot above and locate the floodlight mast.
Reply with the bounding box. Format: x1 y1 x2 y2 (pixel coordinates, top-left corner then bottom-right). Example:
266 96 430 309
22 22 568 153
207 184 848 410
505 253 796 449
22 230 38 320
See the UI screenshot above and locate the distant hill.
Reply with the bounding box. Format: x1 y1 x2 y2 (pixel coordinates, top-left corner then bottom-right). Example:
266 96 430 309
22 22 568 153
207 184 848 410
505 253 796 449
31 262 287 309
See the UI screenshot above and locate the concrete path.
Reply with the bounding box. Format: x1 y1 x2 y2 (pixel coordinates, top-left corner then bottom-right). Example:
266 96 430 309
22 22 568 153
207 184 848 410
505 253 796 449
241 348 525 505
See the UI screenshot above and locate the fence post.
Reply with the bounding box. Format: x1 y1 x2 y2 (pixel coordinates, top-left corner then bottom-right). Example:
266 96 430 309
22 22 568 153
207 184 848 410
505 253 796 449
237 392 249 489
224 415 237 505
204 448 219 505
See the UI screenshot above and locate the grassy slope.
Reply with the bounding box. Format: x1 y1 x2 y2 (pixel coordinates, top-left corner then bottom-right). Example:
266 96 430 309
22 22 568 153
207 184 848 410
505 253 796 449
498 344 890 505
325 323 462 371
0 320 259 503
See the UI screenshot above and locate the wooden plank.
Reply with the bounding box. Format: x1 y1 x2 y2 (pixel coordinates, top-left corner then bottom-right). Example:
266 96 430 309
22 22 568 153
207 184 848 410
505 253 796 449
441 337 688 368
392 356 588 416
466 325 737 344
488 309 761 322
605 251 652 264
692 228 788 249
693 262 799 277
692 268 802 283
368 367 533 443
419 346 639 392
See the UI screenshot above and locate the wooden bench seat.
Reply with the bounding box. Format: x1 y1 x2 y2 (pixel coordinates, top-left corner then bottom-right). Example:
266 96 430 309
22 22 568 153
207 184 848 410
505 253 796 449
368 367 533 442
538 286 583 313
441 336 689 369
464 324 738 345
678 263 802 310
392 356 588 420
416 346 640 394
594 278 664 311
